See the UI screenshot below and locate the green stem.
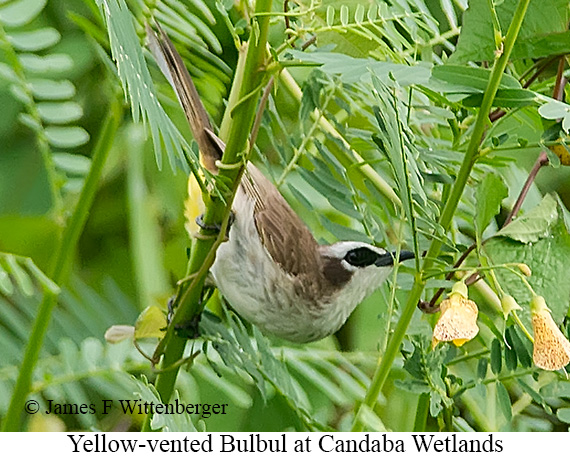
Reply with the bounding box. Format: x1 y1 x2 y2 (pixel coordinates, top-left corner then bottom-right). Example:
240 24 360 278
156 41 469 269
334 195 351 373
2 99 123 431
351 0 531 431
146 0 273 427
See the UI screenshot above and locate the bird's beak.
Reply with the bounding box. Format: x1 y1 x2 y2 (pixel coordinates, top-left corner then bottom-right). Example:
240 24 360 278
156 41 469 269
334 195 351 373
375 250 415 267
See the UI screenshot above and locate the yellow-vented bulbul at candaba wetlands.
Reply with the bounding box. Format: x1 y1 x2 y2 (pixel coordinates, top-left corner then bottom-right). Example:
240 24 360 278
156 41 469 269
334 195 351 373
146 23 414 343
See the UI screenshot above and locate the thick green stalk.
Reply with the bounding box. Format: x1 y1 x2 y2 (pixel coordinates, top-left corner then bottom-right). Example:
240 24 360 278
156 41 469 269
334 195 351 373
352 0 531 431
148 0 273 420
2 100 123 431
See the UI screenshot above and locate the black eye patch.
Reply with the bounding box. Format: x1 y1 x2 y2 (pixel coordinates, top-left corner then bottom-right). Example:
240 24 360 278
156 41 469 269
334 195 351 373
344 247 380 267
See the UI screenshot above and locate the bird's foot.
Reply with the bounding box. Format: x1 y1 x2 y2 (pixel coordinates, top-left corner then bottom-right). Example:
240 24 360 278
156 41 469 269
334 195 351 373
195 214 222 233
195 212 234 237
174 313 201 340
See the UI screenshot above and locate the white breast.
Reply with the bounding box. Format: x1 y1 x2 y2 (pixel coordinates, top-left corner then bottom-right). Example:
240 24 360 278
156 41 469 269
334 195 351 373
210 188 391 343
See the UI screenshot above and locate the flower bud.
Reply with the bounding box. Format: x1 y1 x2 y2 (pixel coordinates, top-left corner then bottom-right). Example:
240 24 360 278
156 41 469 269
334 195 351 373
104 325 135 344
450 281 468 299
500 294 522 319
517 263 532 277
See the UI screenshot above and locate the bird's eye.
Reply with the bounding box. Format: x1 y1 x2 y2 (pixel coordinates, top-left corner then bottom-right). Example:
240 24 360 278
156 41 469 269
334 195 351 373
344 247 379 267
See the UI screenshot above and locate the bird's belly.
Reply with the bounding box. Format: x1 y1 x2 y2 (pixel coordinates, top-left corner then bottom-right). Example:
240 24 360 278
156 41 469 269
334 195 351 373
210 214 346 342
211 240 323 342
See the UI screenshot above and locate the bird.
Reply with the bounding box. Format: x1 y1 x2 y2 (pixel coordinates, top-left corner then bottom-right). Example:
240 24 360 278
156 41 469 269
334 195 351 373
146 23 414 343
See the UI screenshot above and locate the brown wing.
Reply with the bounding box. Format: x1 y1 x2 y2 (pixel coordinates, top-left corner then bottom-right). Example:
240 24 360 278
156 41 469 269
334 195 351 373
241 164 323 280
146 22 221 172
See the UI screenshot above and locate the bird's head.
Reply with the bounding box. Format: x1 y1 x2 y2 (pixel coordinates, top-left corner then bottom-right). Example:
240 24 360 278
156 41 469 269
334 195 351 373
319 241 414 302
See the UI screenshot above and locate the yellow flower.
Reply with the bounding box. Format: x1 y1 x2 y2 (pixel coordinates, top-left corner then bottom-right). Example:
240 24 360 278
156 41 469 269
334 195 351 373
432 282 479 347
184 172 206 236
531 295 570 371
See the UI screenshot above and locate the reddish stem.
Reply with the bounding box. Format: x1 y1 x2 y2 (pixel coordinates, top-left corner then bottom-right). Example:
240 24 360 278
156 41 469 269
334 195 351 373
503 150 549 226
422 55 565 309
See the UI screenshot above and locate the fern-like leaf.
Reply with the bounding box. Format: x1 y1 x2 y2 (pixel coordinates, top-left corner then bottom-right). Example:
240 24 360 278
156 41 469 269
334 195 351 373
0 0 91 205
0 252 59 297
96 0 198 173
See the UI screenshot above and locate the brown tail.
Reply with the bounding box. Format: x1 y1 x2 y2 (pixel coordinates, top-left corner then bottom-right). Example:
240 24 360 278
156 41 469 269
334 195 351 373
146 21 222 173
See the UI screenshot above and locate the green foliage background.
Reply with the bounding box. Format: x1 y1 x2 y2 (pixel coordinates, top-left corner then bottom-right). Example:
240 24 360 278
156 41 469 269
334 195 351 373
1 0 570 432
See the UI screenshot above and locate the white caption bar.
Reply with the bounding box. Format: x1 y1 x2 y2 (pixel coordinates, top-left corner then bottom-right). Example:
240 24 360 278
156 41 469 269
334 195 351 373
1 431 561 456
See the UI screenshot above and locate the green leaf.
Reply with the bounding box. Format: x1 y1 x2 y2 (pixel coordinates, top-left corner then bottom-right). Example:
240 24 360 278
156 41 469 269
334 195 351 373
4 254 34 296
450 0 570 63
0 62 17 82
96 0 196 172
45 126 90 148
517 379 544 406
514 31 570 61
133 376 197 432
394 378 430 394
496 194 558 243
475 172 508 240
21 257 59 294
340 5 348 26
429 65 521 94
191 363 253 409
52 153 91 176
287 184 314 211
354 4 364 24
319 215 370 243
508 326 532 368
19 53 74 74
37 102 83 124
430 391 445 417
538 100 570 133
0 263 14 295
288 358 350 406
505 343 517 371
371 78 424 260
487 198 570 324
540 380 570 398
556 408 570 424
476 358 488 379
29 79 76 100
490 339 503 375
326 5 334 27
18 113 41 131
496 381 513 421
462 89 538 109
158 0 221 54
10 85 32 104
356 404 387 432
199 309 319 429
0 0 47 27
309 1 438 60
539 99 570 119
288 50 432 86
7 28 60 52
